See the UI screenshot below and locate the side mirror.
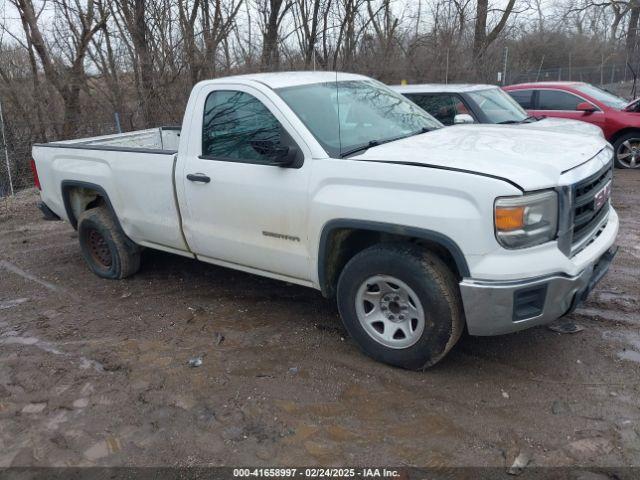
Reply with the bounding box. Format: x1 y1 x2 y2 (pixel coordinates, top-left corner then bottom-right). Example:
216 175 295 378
250 140 301 168
577 102 597 113
454 113 475 125
272 146 301 168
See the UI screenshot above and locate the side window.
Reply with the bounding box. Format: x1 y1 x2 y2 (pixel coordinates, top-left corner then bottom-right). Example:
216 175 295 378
508 89 534 109
405 93 470 125
537 90 583 111
202 90 288 164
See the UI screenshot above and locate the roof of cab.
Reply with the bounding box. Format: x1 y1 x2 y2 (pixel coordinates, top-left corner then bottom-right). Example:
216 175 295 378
198 71 371 90
504 81 586 89
391 83 498 94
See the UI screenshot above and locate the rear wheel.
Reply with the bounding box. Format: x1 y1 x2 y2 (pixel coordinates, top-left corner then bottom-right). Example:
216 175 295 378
336 243 464 370
78 206 141 279
613 132 640 169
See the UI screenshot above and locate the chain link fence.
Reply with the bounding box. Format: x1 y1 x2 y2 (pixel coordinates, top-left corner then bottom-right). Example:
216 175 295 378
505 63 640 101
0 108 120 198
508 63 632 85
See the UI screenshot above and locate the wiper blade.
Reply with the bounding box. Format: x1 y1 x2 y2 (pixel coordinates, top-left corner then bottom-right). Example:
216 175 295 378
498 116 538 125
340 128 432 158
340 140 381 158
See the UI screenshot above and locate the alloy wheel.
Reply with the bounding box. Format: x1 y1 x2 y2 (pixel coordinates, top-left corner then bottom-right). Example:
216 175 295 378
616 139 640 168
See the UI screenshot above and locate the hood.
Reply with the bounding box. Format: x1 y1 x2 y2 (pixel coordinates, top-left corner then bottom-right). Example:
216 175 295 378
520 117 604 138
352 125 610 191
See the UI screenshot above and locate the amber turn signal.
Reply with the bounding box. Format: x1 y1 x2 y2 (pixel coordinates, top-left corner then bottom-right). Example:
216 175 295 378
495 206 525 231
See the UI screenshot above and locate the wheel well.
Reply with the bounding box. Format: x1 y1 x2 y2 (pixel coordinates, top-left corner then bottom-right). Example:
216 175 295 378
61 181 114 230
319 224 467 298
64 187 104 228
609 127 640 146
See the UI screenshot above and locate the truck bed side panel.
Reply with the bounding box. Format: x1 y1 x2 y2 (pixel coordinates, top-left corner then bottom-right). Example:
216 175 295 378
35 146 188 253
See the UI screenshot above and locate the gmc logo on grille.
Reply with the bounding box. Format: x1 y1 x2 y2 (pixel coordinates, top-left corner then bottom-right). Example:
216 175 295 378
594 181 612 211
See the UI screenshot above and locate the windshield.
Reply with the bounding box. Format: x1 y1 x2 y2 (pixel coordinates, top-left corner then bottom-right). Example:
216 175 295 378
467 87 528 124
574 83 628 109
276 79 442 157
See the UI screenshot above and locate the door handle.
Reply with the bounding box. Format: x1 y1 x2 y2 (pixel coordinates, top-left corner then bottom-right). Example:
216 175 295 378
187 173 211 183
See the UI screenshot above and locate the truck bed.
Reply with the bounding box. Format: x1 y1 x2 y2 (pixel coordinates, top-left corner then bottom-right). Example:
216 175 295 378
33 125 187 256
36 126 181 153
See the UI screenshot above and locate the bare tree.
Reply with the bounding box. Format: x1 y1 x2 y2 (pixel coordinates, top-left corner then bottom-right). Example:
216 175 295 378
332 0 366 69
112 0 158 126
200 0 244 78
609 1 631 43
88 0 126 120
178 0 202 85
9 0 107 137
291 0 333 68
473 0 517 58
626 0 640 57
257 0 293 70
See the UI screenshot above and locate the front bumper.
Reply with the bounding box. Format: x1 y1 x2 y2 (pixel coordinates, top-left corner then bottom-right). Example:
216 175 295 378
459 246 618 336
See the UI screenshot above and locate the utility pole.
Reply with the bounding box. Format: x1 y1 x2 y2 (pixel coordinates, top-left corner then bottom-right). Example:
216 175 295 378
0 100 14 197
445 48 449 84
536 55 545 82
502 46 509 85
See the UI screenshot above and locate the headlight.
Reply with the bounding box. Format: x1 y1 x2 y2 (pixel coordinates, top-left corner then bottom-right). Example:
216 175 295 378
494 190 558 249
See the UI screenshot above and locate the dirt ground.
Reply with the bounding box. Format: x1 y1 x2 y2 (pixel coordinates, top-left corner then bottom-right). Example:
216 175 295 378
0 172 639 471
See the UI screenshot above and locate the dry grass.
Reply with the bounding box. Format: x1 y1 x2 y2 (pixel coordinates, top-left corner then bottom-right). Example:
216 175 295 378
0 188 38 223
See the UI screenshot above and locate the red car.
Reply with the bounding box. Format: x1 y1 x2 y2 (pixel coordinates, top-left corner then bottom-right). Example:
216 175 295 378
504 81 640 169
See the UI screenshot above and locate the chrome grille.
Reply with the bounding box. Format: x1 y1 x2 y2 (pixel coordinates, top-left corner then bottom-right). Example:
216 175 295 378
570 163 612 254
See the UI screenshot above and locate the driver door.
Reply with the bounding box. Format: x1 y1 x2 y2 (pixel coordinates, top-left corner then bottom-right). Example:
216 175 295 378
177 86 312 283
533 89 606 129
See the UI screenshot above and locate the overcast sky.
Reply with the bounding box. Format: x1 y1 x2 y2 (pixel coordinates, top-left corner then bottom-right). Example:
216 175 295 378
0 0 562 47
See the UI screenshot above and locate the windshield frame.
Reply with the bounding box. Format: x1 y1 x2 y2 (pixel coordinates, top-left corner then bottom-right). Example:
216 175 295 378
275 79 443 158
465 86 529 124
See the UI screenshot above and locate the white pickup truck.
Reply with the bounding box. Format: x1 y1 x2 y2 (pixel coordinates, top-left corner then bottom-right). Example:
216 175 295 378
32 72 618 369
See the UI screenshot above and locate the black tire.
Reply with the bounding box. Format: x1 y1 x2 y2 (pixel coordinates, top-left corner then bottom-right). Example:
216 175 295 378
336 243 464 370
77 206 141 279
612 131 640 169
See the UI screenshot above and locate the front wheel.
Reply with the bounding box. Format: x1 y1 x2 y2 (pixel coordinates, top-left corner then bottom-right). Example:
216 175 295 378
336 244 464 370
613 132 640 169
